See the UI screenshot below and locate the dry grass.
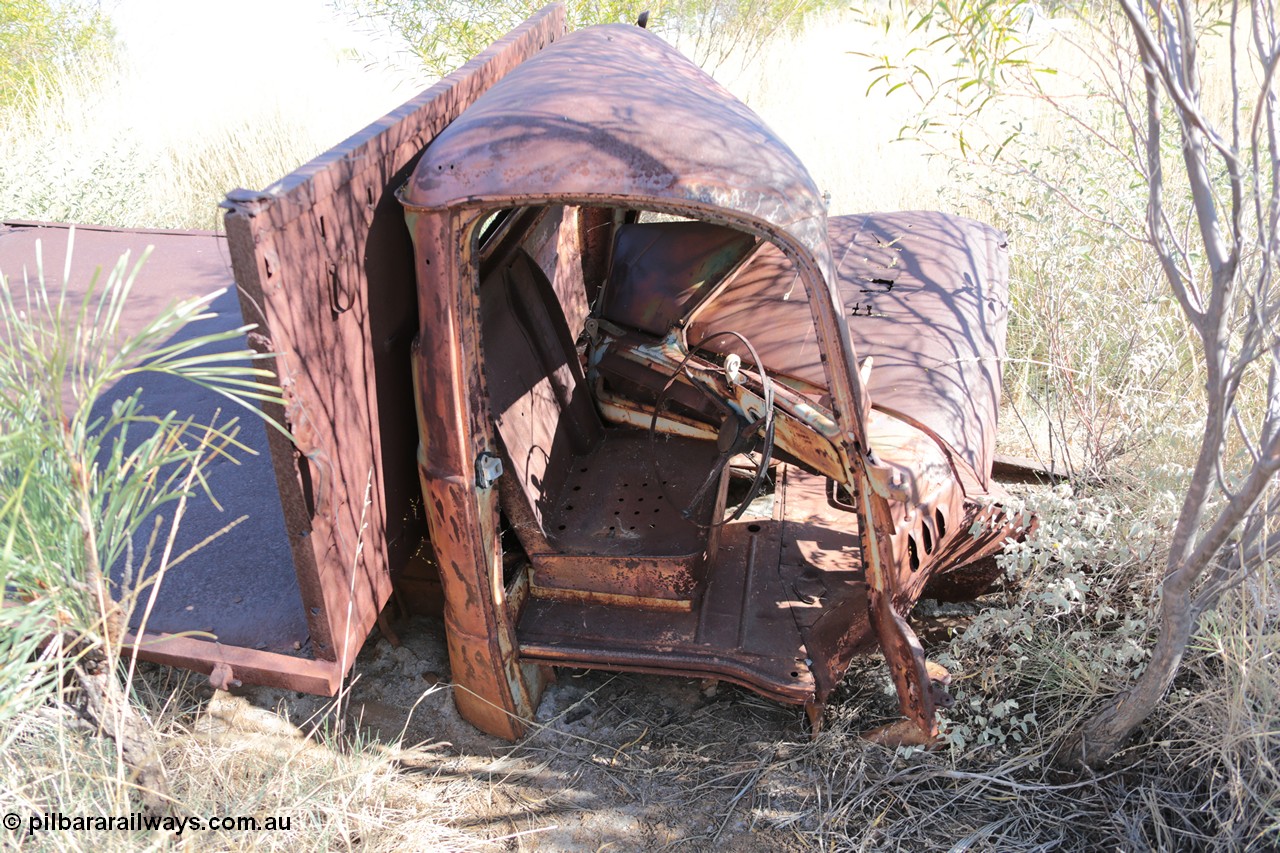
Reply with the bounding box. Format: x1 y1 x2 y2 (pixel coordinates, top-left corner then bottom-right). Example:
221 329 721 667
2 4 1278 851
0 46 410 231
0 670 494 852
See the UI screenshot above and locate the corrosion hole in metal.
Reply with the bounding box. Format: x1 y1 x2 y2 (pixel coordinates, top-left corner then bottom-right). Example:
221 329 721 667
573 485 581 491
558 525 566 531
921 521 933 554
565 504 574 510
747 523 761 532
935 508 947 540
790 671 799 677
908 536 922 572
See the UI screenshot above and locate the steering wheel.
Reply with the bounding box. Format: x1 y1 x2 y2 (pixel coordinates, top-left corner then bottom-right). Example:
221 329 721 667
648 330 775 528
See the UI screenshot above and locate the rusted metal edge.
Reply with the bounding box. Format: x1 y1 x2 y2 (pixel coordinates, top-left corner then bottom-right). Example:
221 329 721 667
2 220 224 238
516 643 814 706
991 452 1069 482
125 630 340 694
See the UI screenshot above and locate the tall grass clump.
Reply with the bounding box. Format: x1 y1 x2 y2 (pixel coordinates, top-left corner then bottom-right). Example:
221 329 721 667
0 230 283 805
0 0 115 110
0 56 329 232
2 678 493 852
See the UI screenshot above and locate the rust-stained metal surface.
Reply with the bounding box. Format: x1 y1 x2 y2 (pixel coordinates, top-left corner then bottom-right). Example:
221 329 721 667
401 25 829 261
213 4 565 694
401 13 1030 744
691 211 1011 486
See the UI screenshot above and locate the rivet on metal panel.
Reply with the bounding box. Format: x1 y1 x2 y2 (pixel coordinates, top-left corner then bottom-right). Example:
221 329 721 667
475 452 504 489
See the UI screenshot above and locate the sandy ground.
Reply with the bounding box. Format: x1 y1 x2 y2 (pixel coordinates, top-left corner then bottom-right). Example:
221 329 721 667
216 611 920 851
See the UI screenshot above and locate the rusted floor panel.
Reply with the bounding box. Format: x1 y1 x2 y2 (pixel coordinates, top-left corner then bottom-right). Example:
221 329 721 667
529 430 724 607
0 222 309 653
542 431 717 557
517 464 876 707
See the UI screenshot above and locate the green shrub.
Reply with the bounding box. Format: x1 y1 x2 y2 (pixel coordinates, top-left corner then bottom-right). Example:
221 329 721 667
0 0 114 108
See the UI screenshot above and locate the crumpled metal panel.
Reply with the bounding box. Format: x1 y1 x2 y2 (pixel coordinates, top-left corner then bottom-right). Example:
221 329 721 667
691 211 1010 485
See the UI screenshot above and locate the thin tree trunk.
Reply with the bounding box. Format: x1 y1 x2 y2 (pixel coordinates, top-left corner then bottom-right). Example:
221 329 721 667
1059 580 1195 767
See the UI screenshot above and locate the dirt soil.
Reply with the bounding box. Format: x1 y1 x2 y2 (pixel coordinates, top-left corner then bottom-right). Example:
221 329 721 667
224 614 910 851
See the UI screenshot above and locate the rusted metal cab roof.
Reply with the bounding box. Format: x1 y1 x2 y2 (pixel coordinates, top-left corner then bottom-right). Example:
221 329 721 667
401 24 832 277
401 21 871 446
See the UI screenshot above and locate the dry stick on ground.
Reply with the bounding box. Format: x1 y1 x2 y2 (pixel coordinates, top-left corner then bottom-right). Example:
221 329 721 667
1063 0 1280 767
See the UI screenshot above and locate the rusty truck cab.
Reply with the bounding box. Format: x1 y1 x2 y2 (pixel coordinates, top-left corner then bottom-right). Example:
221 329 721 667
107 4 1029 743
399 22 1023 741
